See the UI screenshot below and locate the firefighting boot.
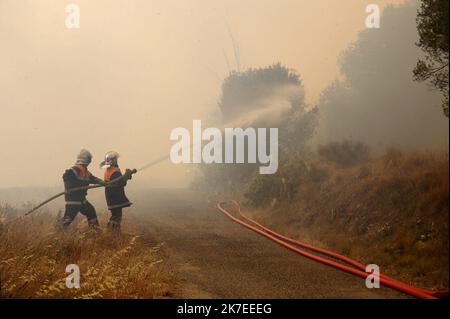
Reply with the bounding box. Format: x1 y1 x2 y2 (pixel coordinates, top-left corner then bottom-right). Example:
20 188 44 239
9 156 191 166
57 217 74 230
87 218 101 230
107 220 121 234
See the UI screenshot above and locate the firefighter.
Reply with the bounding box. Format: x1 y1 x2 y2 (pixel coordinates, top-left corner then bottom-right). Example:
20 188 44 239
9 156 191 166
100 151 133 233
60 149 104 229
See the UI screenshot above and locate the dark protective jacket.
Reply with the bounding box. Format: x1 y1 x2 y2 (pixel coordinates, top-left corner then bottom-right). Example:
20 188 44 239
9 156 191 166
104 166 132 210
63 164 102 204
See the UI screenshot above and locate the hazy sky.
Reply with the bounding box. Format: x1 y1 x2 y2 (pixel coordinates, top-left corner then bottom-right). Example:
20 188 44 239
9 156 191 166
1 0 411 187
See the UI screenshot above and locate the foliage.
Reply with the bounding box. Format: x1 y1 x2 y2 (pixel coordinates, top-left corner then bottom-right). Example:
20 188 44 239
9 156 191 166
414 0 449 116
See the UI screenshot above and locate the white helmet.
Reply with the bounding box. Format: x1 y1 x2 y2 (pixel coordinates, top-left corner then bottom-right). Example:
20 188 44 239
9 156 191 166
76 149 92 165
100 151 120 168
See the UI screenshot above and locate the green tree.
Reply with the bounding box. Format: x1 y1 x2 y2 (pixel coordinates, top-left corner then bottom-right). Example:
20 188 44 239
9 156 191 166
414 0 449 117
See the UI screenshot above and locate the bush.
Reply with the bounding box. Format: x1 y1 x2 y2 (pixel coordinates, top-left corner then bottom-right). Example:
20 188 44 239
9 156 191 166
244 157 315 208
244 175 279 208
318 141 370 166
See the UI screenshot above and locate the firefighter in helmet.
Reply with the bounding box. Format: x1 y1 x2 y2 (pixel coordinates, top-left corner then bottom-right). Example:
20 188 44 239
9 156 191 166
100 151 133 233
61 149 104 229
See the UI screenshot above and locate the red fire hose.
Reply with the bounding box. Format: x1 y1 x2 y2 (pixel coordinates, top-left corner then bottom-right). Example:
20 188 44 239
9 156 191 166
217 201 448 299
229 200 448 299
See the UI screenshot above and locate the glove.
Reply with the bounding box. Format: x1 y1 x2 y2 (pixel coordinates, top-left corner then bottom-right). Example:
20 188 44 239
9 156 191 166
124 169 133 180
97 179 107 186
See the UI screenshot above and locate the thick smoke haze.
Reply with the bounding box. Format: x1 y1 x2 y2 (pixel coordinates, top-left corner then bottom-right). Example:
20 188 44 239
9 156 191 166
1 0 435 189
315 2 449 150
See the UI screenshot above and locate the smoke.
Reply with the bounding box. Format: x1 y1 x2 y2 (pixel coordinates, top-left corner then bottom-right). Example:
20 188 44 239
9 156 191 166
314 2 449 151
222 84 304 128
0 0 421 188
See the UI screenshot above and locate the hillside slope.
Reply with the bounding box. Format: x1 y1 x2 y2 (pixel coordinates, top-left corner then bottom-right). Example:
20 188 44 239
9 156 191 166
247 149 448 289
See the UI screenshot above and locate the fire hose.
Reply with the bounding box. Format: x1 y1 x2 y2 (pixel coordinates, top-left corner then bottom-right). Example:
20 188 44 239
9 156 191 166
217 200 449 299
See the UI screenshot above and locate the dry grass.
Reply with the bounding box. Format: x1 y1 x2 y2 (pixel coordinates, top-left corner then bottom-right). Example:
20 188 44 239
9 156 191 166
251 150 449 290
0 207 173 299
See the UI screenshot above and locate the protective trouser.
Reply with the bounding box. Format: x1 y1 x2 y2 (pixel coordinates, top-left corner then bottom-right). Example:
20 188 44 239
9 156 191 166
61 200 99 228
107 208 122 233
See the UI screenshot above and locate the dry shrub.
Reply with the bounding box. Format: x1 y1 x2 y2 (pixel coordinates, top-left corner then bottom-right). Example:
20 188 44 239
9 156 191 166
0 210 171 299
244 156 328 208
318 141 370 167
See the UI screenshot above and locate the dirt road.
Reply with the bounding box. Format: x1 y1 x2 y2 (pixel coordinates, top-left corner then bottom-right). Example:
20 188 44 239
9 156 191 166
130 189 406 299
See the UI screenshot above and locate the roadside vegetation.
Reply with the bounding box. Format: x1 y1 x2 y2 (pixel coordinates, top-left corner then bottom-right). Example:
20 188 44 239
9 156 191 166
0 207 173 298
243 146 449 289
